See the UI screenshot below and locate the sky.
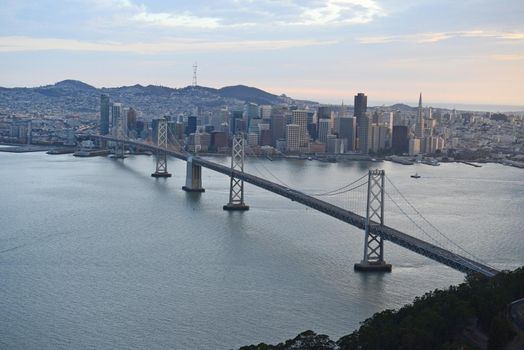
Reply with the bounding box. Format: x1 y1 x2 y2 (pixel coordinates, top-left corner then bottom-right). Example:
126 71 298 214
0 0 523 106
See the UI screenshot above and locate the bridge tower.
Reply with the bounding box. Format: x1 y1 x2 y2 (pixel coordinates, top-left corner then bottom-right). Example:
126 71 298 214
223 134 249 211
354 169 392 272
182 156 205 192
151 118 172 178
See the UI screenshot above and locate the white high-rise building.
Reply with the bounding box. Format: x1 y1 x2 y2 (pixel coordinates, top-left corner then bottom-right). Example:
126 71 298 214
409 138 421 155
260 105 272 118
292 110 308 147
286 124 301 152
111 103 126 137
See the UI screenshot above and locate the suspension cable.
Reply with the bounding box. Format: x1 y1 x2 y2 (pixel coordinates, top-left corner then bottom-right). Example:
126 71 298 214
244 143 293 188
310 173 368 196
312 180 369 197
385 175 492 267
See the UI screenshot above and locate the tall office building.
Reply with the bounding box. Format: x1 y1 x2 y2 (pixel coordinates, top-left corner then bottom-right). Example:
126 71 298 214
186 116 197 135
392 125 409 154
357 114 371 153
337 116 356 151
127 107 137 135
286 124 301 152
354 93 368 152
244 103 259 129
100 94 110 135
354 93 367 120
270 114 285 146
307 110 316 139
292 110 308 147
326 134 342 154
318 119 331 144
229 110 243 134
415 93 425 138
259 105 272 118
369 125 389 152
111 103 123 137
317 106 332 120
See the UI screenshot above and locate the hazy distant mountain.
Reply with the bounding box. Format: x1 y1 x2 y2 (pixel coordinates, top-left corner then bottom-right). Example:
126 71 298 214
389 103 417 113
217 85 280 105
0 80 315 117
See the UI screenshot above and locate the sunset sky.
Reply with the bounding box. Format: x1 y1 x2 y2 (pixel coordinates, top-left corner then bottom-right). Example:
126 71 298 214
1 0 523 106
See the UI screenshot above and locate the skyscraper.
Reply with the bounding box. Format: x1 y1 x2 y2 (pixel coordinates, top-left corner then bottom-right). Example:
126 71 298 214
338 116 356 151
127 107 137 135
392 125 409 154
186 116 197 135
354 93 368 152
415 93 425 138
318 119 331 144
111 103 123 137
317 106 332 120
243 103 259 129
100 94 110 135
354 93 367 120
358 114 371 153
229 110 243 134
286 124 301 152
292 110 309 147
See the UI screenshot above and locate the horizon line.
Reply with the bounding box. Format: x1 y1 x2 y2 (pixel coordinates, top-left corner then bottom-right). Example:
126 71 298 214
1 79 523 112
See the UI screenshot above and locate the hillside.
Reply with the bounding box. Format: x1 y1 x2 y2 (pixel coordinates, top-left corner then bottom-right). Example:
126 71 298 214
0 80 315 117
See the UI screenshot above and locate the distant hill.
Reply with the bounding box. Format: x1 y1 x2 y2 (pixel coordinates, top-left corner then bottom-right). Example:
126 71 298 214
0 80 316 117
218 85 281 105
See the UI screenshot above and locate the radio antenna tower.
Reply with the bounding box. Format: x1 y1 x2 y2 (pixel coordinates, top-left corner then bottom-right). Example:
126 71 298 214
192 62 198 87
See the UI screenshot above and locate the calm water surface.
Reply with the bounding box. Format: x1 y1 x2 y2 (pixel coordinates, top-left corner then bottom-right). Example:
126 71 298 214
0 152 523 349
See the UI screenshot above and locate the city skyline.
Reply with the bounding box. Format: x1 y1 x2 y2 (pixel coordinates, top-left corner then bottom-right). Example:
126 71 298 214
0 0 523 106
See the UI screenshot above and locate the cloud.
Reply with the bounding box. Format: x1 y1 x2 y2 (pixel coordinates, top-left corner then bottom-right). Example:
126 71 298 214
290 0 385 25
358 30 524 44
89 0 384 29
131 11 222 29
0 36 338 54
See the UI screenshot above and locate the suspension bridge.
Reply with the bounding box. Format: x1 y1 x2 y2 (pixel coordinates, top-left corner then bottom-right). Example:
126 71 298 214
80 120 499 278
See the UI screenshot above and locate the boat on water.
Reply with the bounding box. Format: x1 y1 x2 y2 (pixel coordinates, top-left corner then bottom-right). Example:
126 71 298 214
410 173 421 179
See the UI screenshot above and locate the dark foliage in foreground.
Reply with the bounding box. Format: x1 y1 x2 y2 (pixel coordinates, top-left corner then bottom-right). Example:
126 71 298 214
239 267 524 350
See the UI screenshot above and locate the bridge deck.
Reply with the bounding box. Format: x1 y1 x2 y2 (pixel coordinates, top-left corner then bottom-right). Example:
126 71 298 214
89 135 499 277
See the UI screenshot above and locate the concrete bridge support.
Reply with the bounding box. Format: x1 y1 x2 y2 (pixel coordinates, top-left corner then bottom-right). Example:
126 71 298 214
354 169 392 272
223 134 249 211
182 157 205 192
151 118 171 178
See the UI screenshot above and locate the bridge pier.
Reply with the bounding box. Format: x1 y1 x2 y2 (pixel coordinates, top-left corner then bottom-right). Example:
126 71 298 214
354 169 392 273
223 134 249 211
151 118 171 178
182 157 205 192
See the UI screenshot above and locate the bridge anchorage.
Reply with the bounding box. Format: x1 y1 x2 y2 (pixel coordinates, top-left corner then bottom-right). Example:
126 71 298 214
223 134 249 211
151 118 172 178
354 169 392 272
